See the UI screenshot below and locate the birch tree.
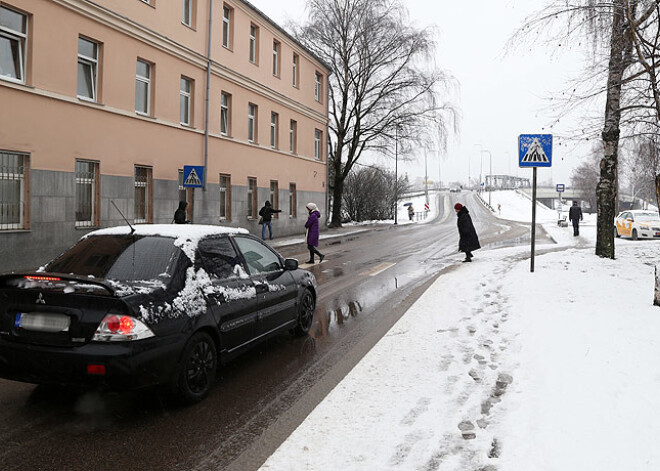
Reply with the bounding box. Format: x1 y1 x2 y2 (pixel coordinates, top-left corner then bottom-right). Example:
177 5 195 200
294 0 456 227
517 0 660 259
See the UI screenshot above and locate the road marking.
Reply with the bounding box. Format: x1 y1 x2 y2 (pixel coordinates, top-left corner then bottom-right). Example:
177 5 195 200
361 262 396 277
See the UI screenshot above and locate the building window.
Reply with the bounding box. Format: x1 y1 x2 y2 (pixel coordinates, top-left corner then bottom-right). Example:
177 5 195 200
292 53 299 88
134 166 152 224
182 0 193 27
247 177 257 218
135 59 151 115
249 24 258 64
220 91 230 136
315 72 322 102
314 129 322 160
289 120 297 153
0 5 27 84
222 5 232 49
270 180 278 218
289 183 296 218
270 112 278 149
77 37 98 101
248 103 257 143
75 160 99 228
219 173 231 221
272 40 280 77
180 76 192 126
0 151 28 230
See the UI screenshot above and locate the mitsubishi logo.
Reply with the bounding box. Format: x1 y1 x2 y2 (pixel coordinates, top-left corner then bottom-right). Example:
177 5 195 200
36 293 46 305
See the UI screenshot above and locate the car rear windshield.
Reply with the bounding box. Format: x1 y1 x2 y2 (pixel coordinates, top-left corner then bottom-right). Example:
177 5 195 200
45 235 179 282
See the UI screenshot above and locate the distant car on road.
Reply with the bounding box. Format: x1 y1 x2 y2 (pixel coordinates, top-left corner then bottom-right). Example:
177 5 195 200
614 210 660 240
449 187 462 193
0 225 317 404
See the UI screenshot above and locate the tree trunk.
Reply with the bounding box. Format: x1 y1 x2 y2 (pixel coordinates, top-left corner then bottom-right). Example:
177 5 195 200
596 0 627 259
329 148 345 227
655 173 660 211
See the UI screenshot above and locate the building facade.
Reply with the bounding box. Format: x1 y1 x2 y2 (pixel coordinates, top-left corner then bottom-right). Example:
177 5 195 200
0 0 329 270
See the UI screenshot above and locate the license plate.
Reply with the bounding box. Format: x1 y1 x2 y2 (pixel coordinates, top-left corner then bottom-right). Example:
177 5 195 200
15 312 70 332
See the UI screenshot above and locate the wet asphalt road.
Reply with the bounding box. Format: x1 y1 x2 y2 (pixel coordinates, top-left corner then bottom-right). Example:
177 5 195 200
0 192 551 471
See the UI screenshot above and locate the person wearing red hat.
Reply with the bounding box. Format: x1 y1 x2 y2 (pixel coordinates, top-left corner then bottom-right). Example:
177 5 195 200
454 203 480 262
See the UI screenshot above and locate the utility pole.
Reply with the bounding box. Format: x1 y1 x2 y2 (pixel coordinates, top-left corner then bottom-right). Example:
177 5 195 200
394 125 398 225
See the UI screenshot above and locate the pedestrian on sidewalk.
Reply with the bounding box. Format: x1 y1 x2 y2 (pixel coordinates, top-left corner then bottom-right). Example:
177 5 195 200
304 202 325 264
258 200 282 240
569 200 583 236
173 201 189 224
408 204 414 221
454 203 480 262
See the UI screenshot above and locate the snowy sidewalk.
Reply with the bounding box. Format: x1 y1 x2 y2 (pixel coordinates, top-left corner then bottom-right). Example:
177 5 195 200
259 213 660 470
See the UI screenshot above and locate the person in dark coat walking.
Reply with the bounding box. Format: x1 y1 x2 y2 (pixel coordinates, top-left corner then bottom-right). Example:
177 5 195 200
454 203 480 262
568 200 583 236
174 201 188 224
304 202 325 264
258 200 282 240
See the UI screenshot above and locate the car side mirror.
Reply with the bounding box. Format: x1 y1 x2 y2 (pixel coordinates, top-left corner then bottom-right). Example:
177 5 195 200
284 258 298 270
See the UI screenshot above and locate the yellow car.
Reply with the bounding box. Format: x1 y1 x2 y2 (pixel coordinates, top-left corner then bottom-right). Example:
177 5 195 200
614 210 660 240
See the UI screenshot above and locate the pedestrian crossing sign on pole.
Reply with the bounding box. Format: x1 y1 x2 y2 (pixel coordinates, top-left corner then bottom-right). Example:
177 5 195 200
518 134 552 168
183 165 204 188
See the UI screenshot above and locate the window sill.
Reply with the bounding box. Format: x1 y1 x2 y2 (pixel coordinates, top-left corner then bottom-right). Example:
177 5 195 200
75 225 100 230
136 112 155 119
0 229 31 234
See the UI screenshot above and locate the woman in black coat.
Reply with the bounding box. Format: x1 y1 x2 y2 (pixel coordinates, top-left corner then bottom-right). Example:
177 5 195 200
454 203 480 262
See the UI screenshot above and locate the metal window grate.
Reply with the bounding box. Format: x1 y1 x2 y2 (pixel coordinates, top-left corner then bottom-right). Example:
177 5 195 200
75 160 97 227
0 151 26 230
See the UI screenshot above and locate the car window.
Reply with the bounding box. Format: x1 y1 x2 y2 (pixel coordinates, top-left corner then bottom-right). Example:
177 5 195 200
198 237 241 280
233 237 282 275
46 235 178 282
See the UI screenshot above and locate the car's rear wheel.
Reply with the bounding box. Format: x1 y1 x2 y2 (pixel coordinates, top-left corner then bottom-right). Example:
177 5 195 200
614 227 620 238
632 228 638 240
294 290 315 337
176 332 217 404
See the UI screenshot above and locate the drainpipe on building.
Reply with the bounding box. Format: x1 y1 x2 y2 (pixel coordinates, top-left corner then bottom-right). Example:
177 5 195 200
203 0 214 190
325 72 331 225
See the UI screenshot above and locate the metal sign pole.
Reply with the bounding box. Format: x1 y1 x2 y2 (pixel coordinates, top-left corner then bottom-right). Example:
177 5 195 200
531 167 537 273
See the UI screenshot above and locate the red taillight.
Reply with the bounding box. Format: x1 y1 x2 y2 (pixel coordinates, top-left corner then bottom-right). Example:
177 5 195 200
24 275 61 281
87 364 106 375
119 316 134 335
106 315 120 333
104 315 134 334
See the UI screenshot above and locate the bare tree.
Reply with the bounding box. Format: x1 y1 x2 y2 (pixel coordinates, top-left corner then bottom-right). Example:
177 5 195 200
515 0 660 258
343 165 410 221
294 0 456 227
622 136 660 206
570 147 601 211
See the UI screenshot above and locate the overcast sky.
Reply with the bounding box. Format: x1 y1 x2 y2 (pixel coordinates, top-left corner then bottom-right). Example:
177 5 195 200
248 0 596 187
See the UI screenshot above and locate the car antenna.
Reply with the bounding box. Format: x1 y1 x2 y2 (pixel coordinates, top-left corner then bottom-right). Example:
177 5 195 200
111 200 136 234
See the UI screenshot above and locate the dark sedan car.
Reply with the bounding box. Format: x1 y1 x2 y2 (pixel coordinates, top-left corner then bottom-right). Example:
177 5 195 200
0 225 317 403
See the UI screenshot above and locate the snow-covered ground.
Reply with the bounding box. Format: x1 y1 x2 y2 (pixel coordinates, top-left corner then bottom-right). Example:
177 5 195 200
259 190 660 471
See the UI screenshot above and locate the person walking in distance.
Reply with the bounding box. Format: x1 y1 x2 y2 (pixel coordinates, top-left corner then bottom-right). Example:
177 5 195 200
569 200 583 236
173 201 188 224
258 200 282 240
304 202 325 264
454 203 480 262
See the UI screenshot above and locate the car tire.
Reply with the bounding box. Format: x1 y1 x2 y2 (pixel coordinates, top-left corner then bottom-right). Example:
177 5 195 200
632 229 638 240
175 332 217 404
294 289 315 337
614 227 620 238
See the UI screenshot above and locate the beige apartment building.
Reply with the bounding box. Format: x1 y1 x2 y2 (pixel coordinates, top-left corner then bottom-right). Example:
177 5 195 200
0 0 329 270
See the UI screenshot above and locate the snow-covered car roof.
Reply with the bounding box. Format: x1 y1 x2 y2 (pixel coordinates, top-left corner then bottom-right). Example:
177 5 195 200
84 224 248 239
83 224 250 262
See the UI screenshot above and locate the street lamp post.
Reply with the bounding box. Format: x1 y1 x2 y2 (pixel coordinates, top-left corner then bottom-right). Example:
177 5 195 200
482 149 492 207
394 125 398 225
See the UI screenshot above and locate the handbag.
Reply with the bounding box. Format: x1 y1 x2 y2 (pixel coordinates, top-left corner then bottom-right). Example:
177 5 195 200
258 216 263 225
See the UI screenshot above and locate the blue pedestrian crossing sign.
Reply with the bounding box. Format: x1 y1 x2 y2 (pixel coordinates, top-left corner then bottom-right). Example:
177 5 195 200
518 134 552 168
183 165 204 188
